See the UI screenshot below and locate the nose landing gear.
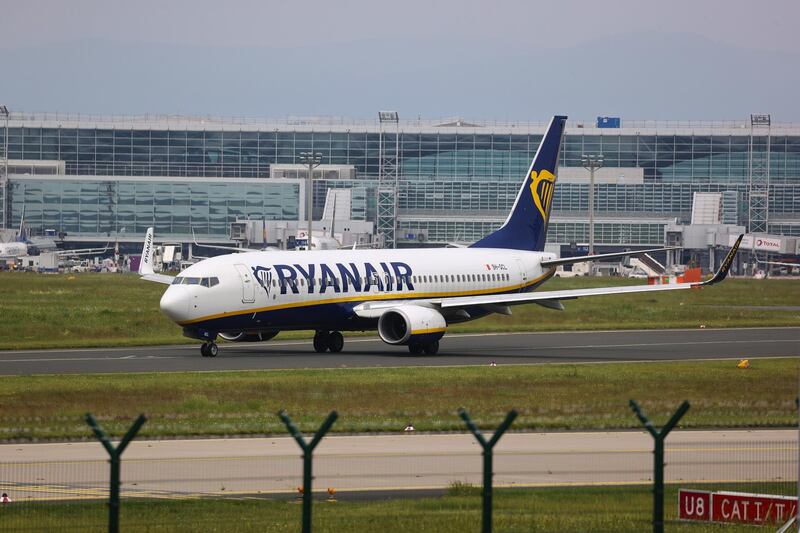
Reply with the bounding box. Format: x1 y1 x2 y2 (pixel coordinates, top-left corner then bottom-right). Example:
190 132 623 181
313 331 344 353
200 342 219 358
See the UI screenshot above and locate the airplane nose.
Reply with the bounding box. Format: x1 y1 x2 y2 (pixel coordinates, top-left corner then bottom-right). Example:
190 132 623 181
160 286 190 322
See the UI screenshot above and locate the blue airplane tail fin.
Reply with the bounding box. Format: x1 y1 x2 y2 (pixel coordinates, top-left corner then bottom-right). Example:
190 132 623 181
470 115 567 252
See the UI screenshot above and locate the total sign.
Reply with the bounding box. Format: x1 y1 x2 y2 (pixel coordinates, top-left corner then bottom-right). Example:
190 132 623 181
754 237 782 252
731 234 783 252
680 489 798 526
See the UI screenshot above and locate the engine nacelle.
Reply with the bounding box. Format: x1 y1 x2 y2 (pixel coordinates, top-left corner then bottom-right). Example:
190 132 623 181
218 331 279 342
377 306 446 346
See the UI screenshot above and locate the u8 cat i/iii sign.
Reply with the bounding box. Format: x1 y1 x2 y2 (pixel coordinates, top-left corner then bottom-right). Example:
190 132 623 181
679 489 797 526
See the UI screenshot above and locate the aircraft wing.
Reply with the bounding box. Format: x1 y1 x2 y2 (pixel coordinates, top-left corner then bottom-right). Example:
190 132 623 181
354 235 742 317
437 235 741 310
540 246 679 268
55 244 110 256
758 260 798 267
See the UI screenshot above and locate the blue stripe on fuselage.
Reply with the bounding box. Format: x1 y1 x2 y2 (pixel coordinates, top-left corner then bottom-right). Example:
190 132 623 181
186 270 554 336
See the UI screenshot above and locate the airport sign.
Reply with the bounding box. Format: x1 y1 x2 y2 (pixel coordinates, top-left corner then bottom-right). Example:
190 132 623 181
679 489 797 526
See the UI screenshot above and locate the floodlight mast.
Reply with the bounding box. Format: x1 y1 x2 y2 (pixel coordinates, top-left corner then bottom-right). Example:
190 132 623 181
1 105 9 230
581 154 604 271
299 151 323 251
377 111 399 248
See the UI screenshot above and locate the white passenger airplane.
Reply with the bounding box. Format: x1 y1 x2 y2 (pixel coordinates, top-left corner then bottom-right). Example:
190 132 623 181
0 215 32 260
139 115 743 358
1 211 108 262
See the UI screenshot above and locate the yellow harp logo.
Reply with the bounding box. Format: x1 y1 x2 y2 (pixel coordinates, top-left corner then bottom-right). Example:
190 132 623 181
529 169 556 219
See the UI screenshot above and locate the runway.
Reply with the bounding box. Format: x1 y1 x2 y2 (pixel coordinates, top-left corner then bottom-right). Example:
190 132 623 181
0 327 797 375
0 429 795 501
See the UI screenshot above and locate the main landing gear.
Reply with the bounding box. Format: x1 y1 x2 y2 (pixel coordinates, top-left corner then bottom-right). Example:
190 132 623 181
408 340 439 355
313 331 344 353
200 342 219 358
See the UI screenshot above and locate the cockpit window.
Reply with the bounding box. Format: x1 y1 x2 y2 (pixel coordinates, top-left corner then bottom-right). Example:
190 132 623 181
172 276 219 287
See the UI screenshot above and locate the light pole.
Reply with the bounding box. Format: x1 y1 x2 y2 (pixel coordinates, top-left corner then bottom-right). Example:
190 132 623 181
0 105 9 230
581 154 604 273
298 151 322 251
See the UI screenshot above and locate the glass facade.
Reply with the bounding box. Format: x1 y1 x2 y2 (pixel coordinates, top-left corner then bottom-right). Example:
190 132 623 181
8 177 299 238
2 115 799 246
3 126 799 184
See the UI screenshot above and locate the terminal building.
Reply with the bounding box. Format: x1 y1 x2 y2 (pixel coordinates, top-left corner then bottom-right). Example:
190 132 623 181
0 111 798 269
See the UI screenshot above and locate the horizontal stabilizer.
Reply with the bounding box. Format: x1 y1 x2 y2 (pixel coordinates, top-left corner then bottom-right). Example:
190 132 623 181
540 247 679 268
142 273 174 285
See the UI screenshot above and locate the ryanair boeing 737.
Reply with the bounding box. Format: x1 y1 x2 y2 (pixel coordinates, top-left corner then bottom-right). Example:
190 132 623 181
138 115 743 358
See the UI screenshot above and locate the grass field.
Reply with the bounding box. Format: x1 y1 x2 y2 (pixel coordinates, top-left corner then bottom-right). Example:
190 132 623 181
2 485 789 532
0 358 796 440
0 272 798 350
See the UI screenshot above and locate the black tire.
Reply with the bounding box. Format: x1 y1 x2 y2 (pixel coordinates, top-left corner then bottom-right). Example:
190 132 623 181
313 332 329 353
207 343 219 358
423 340 439 355
200 344 209 357
328 331 344 353
408 343 424 355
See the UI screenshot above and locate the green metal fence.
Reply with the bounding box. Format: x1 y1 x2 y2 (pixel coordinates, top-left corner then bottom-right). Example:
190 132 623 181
0 406 795 532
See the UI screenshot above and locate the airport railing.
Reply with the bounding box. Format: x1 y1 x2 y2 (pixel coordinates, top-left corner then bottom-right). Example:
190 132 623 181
0 407 796 532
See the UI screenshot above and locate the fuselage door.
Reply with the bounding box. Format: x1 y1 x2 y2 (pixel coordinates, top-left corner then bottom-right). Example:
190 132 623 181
234 263 256 303
515 258 528 292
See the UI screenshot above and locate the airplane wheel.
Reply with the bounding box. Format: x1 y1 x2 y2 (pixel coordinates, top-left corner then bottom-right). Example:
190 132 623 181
200 342 218 357
408 343 424 355
201 342 218 358
313 331 329 353
328 331 344 353
423 341 439 355
207 343 218 357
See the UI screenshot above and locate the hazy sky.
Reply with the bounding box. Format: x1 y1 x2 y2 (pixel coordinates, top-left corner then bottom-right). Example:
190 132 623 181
3 0 799 120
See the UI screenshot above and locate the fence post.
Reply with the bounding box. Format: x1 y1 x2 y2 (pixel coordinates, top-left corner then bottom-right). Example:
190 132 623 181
279 410 338 533
85 413 147 533
458 408 518 533
629 400 690 533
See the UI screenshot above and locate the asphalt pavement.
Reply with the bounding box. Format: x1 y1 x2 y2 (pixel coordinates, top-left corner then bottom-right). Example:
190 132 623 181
0 327 796 375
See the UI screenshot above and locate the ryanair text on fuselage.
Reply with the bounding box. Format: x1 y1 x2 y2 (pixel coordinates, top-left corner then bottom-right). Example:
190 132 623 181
252 261 415 295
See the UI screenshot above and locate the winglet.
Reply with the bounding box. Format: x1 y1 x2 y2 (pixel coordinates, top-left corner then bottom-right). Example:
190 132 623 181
139 227 156 275
703 234 743 286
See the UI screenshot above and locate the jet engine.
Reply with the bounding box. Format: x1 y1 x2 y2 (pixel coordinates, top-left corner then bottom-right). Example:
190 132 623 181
377 305 446 346
218 331 279 342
